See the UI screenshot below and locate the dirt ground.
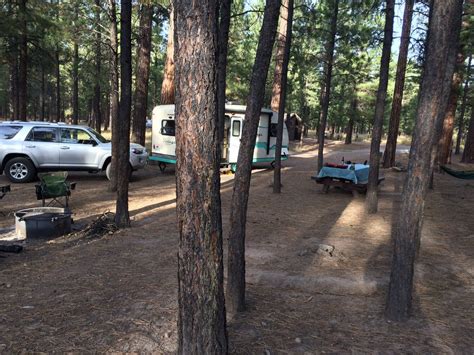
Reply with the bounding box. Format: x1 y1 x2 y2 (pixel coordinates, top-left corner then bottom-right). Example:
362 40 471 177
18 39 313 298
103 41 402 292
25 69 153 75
0 139 473 353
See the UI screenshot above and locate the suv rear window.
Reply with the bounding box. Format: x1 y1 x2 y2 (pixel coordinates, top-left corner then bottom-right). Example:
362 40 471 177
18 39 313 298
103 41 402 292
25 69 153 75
0 125 22 139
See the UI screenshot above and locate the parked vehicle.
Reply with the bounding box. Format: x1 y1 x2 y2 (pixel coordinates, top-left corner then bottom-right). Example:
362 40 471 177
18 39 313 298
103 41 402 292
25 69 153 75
0 122 148 183
150 104 289 172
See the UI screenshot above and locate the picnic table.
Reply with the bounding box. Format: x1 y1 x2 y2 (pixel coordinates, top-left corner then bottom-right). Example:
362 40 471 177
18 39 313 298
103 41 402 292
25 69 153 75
311 164 383 195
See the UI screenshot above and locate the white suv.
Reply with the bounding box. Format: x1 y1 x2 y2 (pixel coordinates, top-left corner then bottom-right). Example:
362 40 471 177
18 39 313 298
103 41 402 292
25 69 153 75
0 122 148 183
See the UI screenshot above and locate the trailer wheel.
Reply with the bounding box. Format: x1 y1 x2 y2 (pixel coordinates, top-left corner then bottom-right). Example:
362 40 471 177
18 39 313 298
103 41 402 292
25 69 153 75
271 160 276 169
158 162 167 173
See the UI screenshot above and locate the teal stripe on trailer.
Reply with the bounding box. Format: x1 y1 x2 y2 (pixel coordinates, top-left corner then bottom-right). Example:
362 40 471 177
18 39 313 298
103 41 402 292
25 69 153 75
149 156 177 164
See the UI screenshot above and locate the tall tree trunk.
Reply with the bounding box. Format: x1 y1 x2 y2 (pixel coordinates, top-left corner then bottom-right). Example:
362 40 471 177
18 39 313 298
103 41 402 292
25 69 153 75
174 1 228 353
455 54 472 155
217 0 232 145
115 0 132 228
93 0 102 132
365 0 395 214
345 93 357 144
273 0 294 193
317 0 339 172
461 105 474 163
436 50 465 165
131 3 153 146
383 0 414 168
72 41 79 124
40 67 45 121
9 51 19 120
160 6 175 104
227 0 280 314
385 0 463 322
108 0 119 192
56 50 61 122
18 0 27 121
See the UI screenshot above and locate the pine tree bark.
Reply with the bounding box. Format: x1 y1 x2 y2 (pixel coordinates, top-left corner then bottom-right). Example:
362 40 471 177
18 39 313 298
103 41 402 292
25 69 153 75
72 41 79 124
455 54 472 155
160 6 175 105
227 0 280 314
317 0 339 172
385 0 463 321
383 0 414 168
115 0 132 228
345 94 357 144
18 0 27 121
461 105 474 163
108 0 119 192
55 50 61 122
174 1 228 353
365 0 395 214
93 0 102 132
9 51 19 120
273 0 294 194
436 50 464 166
40 67 45 121
217 0 232 144
131 3 153 146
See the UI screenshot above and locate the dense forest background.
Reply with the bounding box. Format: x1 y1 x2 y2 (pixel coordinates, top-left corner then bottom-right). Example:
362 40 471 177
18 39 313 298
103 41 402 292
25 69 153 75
0 0 471 140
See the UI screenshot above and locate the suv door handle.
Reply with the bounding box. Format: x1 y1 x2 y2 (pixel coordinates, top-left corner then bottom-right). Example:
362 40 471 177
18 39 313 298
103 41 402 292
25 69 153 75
25 145 36 148
60 146 70 150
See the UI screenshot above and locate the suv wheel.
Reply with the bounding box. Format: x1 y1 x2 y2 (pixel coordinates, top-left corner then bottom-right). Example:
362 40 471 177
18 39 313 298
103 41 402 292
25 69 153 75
105 162 133 181
5 157 36 183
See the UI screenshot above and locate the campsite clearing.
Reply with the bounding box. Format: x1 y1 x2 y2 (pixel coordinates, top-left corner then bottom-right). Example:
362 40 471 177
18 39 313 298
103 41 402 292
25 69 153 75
0 140 473 353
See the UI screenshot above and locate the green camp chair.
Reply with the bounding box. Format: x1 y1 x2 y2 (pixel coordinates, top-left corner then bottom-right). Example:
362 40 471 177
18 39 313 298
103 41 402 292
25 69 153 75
35 172 76 208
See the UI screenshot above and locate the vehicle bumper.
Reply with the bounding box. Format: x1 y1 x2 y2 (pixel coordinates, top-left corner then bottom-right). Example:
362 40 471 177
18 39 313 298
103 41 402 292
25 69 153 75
130 152 148 170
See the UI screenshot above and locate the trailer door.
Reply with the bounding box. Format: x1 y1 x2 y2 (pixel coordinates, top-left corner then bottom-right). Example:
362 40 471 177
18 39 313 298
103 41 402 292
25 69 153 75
228 116 242 163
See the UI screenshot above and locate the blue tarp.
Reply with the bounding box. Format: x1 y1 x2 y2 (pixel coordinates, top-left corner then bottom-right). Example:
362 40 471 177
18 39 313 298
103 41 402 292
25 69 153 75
317 164 369 184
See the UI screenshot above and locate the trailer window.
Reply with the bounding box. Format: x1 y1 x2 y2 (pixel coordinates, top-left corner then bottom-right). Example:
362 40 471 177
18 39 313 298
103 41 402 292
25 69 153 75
270 123 278 137
232 120 241 137
161 120 175 136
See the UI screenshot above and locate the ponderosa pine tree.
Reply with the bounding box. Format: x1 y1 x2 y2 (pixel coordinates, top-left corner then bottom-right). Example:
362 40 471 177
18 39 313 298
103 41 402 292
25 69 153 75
108 0 119 192
317 0 339 173
385 0 463 321
174 0 228 352
160 5 175 105
455 54 472 155
92 0 101 132
461 105 474 163
227 0 280 314
383 0 414 168
115 0 132 228
217 0 232 144
131 2 154 146
436 50 465 166
366 0 394 214
18 0 27 121
272 0 294 193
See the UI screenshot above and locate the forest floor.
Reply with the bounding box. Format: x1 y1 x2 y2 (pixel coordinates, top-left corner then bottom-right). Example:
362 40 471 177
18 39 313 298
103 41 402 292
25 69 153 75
0 139 473 353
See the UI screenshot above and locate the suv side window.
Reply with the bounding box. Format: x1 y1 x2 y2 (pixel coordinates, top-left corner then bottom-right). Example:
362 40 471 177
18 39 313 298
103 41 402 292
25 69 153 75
60 128 95 145
25 127 57 142
0 125 22 139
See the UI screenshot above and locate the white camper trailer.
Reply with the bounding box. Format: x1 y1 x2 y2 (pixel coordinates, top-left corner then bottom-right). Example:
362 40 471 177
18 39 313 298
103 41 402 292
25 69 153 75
150 104 289 172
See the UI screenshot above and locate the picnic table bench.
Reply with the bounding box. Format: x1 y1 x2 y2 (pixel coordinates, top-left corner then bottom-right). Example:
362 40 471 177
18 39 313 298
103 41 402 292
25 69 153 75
311 164 384 195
